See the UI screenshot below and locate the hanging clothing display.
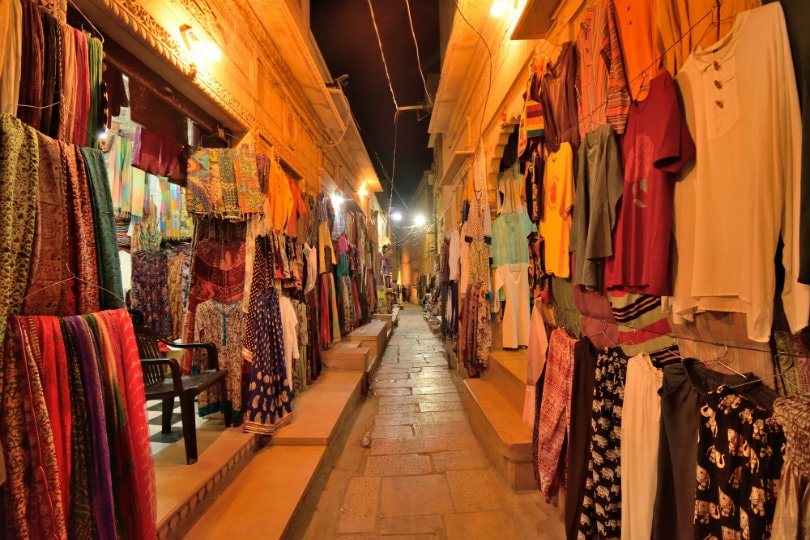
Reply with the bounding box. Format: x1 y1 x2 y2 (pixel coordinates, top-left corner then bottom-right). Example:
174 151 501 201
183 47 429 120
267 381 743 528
761 0 810 283
2 309 156 540
193 299 246 422
576 0 630 137
0 0 22 116
772 393 810 537
459 282 492 377
491 212 535 268
565 339 599 540
243 287 295 435
655 0 761 75
523 304 548 423
613 0 657 101
494 263 531 349
534 327 576 500
651 359 777 540
669 3 810 342
604 71 695 296
1 114 43 337
694 385 784 539
130 250 172 336
577 347 627 540
186 147 263 219
185 235 245 370
541 42 580 153
278 294 300 389
619 353 663 540
570 124 623 291
538 143 574 278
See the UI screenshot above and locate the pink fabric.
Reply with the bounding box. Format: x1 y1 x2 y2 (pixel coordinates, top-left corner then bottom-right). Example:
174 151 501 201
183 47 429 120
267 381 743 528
535 327 577 499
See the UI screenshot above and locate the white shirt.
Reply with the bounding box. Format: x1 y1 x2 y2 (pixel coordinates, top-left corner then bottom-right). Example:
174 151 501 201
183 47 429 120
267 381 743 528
278 295 300 387
669 3 809 342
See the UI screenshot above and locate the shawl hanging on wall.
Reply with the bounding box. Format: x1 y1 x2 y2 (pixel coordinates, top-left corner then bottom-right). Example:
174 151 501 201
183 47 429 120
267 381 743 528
1 309 156 540
81 146 124 310
64 144 100 313
0 113 38 347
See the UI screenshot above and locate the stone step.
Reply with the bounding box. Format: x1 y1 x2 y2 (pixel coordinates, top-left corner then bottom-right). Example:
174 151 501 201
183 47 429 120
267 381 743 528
461 376 535 492
346 320 388 369
181 445 326 539
159 368 365 538
321 344 371 371
482 350 528 415
155 427 258 539
271 369 364 446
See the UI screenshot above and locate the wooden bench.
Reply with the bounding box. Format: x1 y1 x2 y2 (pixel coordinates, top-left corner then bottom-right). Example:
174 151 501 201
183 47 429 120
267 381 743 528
134 326 233 465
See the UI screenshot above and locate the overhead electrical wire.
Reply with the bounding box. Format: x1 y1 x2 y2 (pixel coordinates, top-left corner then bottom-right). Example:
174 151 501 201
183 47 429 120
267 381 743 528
404 0 433 106
366 0 399 111
450 0 493 151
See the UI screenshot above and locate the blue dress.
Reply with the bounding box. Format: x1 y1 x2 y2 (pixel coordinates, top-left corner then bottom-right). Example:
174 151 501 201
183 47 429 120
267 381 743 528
242 287 295 434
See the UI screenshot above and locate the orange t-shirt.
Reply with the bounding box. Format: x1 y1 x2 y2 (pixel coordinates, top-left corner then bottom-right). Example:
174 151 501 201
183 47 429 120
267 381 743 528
614 0 659 100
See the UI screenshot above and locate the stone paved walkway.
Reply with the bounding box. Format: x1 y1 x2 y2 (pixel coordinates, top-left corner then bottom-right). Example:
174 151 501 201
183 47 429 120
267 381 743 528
300 305 565 540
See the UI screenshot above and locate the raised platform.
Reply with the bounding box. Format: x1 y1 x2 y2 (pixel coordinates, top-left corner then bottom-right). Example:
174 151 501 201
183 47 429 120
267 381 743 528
158 368 365 539
457 348 535 491
321 341 371 372
345 319 389 391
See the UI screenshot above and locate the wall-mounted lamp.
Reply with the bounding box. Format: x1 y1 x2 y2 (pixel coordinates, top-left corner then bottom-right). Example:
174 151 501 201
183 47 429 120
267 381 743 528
391 210 403 222
358 183 368 198
180 24 222 68
331 193 344 209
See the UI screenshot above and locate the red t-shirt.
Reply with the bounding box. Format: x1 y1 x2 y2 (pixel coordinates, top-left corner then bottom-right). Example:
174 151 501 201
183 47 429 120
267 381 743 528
604 70 695 295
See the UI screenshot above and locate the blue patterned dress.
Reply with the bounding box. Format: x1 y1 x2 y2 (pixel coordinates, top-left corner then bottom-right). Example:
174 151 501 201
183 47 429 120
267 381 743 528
242 287 294 434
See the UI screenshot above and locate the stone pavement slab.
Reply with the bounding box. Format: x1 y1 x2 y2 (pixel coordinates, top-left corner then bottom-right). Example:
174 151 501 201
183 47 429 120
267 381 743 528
379 475 454 517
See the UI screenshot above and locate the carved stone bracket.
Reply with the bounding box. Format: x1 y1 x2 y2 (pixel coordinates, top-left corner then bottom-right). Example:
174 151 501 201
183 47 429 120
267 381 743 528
97 0 255 131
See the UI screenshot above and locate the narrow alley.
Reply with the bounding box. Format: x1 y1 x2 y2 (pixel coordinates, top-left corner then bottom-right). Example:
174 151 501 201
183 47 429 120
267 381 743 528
182 305 565 539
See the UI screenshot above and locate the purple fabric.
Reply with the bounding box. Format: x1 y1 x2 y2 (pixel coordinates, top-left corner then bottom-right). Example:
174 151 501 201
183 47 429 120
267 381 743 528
64 316 118 540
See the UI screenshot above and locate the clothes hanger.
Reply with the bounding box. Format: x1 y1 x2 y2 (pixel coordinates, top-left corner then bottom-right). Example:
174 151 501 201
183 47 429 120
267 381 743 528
728 361 803 394
698 343 748 378
585 321 617 349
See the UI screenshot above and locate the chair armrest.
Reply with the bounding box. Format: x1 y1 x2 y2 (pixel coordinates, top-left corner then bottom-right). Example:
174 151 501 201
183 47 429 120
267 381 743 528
136 326 220 372
141 357 184 394
161 341 219 372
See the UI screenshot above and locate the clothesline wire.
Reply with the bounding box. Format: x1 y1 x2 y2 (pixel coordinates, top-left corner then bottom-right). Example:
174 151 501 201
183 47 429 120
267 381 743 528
12 102 106 148
16 100 62 110
11 263 127 311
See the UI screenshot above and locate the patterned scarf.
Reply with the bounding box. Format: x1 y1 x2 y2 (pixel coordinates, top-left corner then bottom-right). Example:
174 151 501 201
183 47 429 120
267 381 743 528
0 113 38 346
63 315 118 540
23 130 69 315
2 316 67 540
